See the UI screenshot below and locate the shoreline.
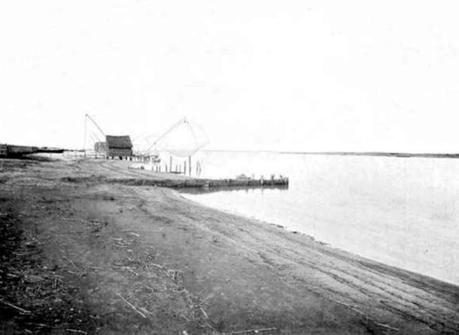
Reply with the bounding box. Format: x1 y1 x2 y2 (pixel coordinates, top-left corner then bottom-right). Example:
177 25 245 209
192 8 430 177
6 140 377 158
180 191 459 288
180 191 459 290
1 157 458 334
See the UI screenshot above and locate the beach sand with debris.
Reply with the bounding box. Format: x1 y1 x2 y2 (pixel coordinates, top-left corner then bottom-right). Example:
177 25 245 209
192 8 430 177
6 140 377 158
0 157 458 334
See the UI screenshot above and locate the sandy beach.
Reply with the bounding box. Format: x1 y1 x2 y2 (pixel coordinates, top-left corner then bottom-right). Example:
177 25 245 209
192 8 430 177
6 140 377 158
0 157 458 334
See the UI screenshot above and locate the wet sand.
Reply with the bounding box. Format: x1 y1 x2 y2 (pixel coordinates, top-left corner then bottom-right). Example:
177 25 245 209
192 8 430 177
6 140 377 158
0 157 458 334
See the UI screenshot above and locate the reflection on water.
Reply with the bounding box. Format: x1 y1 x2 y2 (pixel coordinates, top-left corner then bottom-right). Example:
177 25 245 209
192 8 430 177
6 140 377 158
183 152 459 285
179 184 289 195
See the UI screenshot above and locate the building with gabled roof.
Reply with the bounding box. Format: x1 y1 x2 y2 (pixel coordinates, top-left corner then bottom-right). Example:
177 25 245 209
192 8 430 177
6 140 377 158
104 135 133 158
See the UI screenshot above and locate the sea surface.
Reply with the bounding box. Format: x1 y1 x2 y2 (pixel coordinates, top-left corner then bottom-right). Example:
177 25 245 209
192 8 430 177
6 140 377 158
182 151 459 286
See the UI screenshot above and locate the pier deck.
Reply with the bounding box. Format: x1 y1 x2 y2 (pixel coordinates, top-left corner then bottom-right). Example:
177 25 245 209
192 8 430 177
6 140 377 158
63 175 289 190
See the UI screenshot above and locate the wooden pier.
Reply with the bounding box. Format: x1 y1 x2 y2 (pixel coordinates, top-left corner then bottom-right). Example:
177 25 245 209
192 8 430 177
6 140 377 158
62 175 289 191
108 176 289 190
172 176 289 190
126 163 288 190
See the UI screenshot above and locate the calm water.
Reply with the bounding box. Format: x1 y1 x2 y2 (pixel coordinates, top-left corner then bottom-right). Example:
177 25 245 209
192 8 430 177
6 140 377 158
182 151 459 285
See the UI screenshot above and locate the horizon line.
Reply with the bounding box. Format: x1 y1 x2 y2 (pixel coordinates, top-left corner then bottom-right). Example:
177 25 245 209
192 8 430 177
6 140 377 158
203 149 459 158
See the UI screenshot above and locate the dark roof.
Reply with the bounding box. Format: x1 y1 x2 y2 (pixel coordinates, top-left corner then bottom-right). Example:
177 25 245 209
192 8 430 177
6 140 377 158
105 135 132 149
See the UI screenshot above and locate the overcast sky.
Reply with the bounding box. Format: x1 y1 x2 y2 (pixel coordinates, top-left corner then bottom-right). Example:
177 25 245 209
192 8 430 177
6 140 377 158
1 1 459 152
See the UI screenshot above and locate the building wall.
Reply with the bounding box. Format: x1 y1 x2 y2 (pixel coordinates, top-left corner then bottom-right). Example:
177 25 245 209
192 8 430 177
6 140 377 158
107 148 133 157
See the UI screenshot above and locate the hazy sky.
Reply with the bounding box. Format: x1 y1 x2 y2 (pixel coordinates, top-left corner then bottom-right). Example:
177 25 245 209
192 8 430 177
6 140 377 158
1 1 459 152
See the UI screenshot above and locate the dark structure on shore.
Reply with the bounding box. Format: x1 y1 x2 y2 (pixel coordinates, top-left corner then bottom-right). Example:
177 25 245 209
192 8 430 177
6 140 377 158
94 141 107 154
0 144 64 158
94 135 133 159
